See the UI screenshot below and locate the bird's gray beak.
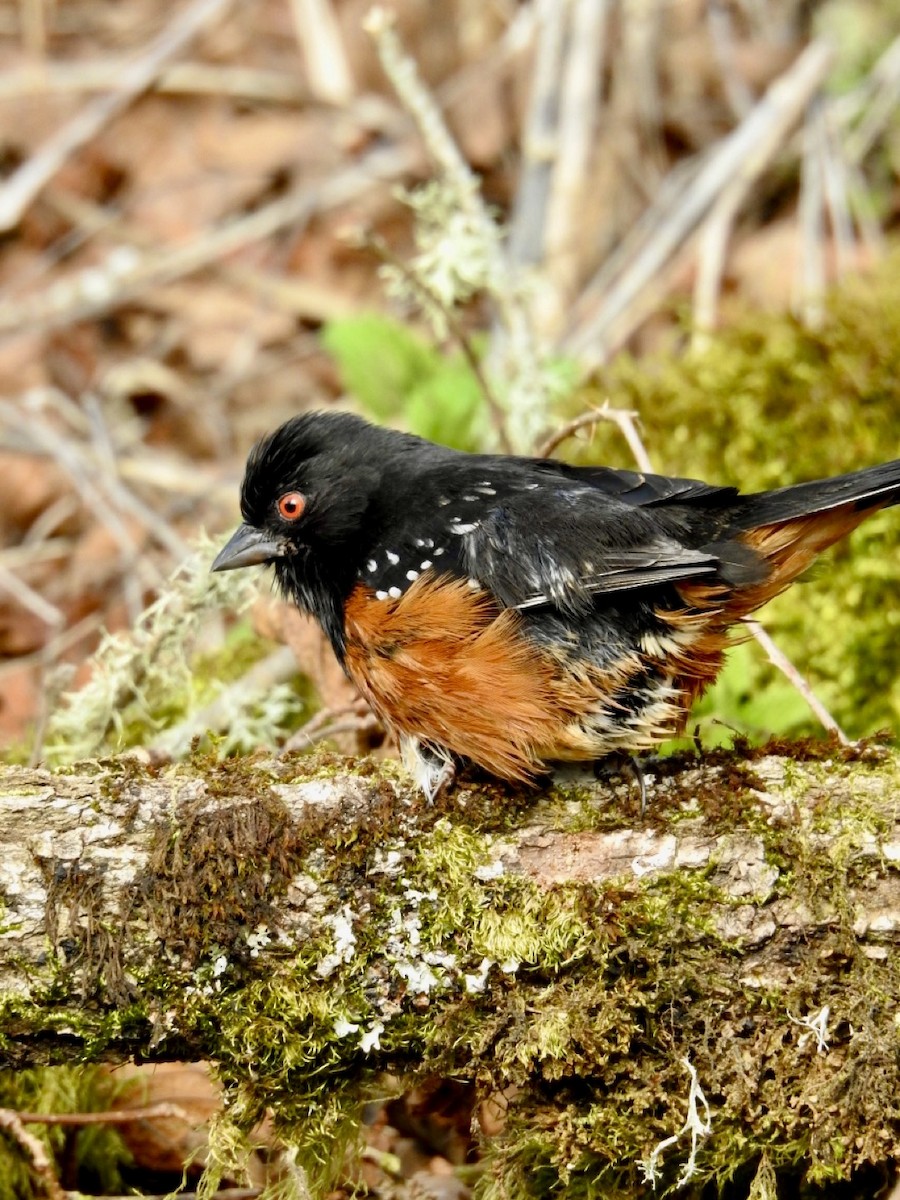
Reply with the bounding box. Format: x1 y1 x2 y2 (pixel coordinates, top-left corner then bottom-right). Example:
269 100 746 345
211 523 285 572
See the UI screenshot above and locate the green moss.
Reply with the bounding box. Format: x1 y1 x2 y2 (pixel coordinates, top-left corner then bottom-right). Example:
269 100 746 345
3 748 899 1197
186 753 900 1193
0 1066 133 1199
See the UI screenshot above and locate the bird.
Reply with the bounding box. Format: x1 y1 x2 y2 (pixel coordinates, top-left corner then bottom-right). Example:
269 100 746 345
212 411 900 799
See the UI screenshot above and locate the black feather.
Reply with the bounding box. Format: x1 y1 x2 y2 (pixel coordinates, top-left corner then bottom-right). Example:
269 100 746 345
228 411 900 647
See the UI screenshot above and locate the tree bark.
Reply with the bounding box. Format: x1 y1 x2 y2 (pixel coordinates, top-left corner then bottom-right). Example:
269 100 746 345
1 742 898 1192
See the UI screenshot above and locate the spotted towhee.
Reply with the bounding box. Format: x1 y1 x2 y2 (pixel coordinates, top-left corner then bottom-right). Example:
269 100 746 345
212 412 900 798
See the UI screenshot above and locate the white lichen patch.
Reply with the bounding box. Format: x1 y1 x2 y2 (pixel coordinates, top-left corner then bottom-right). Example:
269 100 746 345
246 925 272 958
642 1057 712 1188
316 906 358 978
789 1004 830 1054
334 1017 360 1038
464 957 493 994
382 879 457 998
474 858 506 881
359 1021 384 1053
369 846 406 876
395 958 440 993
631 836 678 877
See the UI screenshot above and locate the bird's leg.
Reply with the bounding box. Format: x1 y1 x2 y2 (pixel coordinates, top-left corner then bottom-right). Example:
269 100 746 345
594 752 648 814
401 736 457 802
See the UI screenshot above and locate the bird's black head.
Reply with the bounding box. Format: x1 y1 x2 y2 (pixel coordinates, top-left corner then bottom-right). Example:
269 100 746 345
211 411 400 652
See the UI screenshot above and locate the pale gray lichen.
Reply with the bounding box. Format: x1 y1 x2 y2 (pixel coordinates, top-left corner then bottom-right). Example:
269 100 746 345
44 538 299 765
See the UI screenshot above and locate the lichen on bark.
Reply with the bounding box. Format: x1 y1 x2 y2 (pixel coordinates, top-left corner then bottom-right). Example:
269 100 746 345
0 741 898 1196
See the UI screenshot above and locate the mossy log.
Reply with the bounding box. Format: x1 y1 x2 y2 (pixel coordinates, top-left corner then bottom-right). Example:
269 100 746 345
1 742 899 1196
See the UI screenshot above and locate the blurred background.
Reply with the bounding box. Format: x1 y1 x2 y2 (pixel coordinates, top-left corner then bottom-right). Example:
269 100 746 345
0 0 899 1193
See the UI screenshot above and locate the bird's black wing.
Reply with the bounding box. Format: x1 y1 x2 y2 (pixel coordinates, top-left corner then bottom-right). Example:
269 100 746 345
461 482 737 615
530 458 740 508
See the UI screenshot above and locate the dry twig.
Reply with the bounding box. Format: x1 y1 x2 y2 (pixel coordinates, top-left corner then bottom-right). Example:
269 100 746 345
536 404 650 471
0 613 103 682
281 699 380 755
743 619 851 746
0 0 234 232
0 60 308 104
796 96 827 327
100 1193 259 1200
0 141 418 337
564 39 835 365
16 1101 192 1127
506 0 568 270
544 0 611 315
820 105 856 278
367 235 513 454
366 6 550 448
0 1108 64 1200
289 0 353 105
842 34 900 164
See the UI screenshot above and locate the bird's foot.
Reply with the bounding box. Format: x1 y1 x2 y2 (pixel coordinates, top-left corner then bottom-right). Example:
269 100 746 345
401 736 457 802
593 752 651 814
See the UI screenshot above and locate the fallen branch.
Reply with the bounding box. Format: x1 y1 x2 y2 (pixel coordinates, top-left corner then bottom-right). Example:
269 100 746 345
0 1108 64 1200
0 744 898 1194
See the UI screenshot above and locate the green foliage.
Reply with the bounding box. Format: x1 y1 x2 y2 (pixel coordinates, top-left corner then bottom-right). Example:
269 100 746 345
668 642 814 751
322 314 490 451
0 1067 132 1199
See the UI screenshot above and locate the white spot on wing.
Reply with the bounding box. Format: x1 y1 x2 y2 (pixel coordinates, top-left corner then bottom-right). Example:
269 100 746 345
462 494 479 502
375 590 388 600
388 586 402 599
367 559 377 573
437 496 450 506
451 522 478 535
406 569 419 581
476 485 496 496
386 550 399 565
420 559 432 570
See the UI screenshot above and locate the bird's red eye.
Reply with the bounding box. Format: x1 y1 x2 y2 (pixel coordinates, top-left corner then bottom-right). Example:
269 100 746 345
277 492 306 520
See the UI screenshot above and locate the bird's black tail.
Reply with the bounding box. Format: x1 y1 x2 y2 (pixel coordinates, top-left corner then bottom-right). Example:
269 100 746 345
704 458 900 617
733 458 900 532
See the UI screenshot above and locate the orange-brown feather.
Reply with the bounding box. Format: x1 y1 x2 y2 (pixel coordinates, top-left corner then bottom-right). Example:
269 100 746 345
345 502 882 776
662 500 882 708
344 575 609 781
